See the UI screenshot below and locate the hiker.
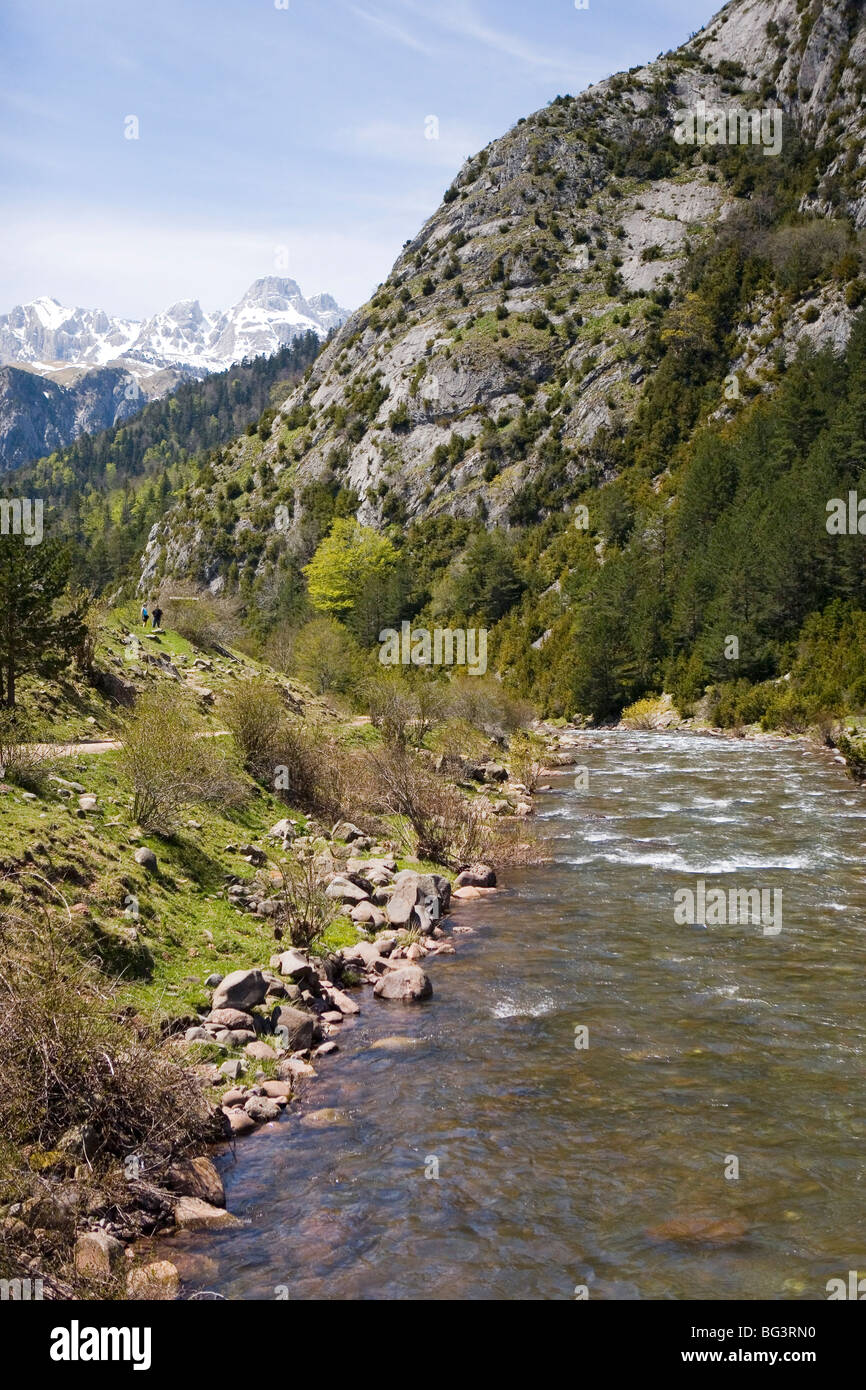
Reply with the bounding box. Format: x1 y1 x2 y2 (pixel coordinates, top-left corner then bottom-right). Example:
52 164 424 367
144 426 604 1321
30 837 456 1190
141 603 149 627
152 605 163 631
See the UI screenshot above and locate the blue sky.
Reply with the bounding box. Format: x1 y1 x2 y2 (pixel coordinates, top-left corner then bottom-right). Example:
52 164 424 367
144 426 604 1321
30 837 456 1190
0 0 720 319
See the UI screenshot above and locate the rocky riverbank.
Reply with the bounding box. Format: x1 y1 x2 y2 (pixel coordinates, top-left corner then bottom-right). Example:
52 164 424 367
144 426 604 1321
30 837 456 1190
66 729 587 1299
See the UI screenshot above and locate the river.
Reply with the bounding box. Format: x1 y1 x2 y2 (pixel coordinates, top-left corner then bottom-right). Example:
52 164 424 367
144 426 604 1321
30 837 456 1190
163 731 866 1301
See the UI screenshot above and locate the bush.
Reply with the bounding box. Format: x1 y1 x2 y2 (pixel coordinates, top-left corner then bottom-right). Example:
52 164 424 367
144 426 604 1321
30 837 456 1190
292 618 361 697
0 905 214 1292
264 853 333 952
223 677 287 778
0 710 55 793
119 688 246 832
365 745 486 865
163 589 241 652
508 730 545 792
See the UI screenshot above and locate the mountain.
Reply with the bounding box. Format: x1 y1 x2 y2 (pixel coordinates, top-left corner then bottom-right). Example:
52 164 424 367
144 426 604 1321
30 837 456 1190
0 277 349 376
129 0 866 720
0 278 349 470
10 332 324 594
0 363 150 472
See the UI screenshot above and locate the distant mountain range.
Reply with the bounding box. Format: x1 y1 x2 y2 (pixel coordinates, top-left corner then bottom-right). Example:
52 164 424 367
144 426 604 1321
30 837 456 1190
0 277 349 378
0 277 349 471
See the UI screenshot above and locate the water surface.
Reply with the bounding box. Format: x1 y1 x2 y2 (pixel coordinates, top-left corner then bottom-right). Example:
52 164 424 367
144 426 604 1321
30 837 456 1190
168 732 866 1300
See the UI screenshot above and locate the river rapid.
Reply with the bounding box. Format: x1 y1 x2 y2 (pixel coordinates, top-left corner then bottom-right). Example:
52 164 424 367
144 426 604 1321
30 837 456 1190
165 731 866 1301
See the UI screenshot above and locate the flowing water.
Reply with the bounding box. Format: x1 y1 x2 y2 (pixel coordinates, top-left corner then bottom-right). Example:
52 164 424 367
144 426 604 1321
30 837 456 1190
167 731 866 1300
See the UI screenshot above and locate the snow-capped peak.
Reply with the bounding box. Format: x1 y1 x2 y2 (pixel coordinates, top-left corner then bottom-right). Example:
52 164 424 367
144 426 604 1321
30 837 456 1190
0 278 350 377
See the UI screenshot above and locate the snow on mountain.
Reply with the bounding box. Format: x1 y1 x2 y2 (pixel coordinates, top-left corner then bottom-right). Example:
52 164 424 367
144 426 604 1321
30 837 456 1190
0 278 350 378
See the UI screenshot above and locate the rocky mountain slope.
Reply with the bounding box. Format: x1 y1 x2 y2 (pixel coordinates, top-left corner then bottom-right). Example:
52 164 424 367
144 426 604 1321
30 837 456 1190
0 363 148 472
0 277 347 471
142 0 866 600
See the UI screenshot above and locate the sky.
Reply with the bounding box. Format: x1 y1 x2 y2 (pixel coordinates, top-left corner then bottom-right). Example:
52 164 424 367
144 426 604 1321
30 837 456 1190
0 0 721 321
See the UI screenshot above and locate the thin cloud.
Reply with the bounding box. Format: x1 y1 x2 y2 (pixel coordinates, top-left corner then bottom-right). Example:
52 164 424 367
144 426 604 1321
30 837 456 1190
396 0 591 82
349 3 434 55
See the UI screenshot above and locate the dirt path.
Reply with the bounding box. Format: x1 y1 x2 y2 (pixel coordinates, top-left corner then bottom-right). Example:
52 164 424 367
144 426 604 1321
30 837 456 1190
28 731 231 759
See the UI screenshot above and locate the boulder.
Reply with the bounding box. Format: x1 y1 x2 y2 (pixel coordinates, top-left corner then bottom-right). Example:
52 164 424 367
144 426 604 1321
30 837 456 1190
373 965 433 1003
273 950 319 990
270 1005 315 1052
218 1059 245 1081
223 1108 256 1136
243 1096 281 1123
166 1156 225 1208
74 1230 124 1282
268 818 297 841
207 1007 255 1031
133 847 158 873
277 1057 316 1080
211 969 267 1012
245 1040 279 1062
325 877 370 905
351 900 386 928
173 1197 241 1231
78 794 98 812
260 1080 293 1100
326 987 361 1016
340 940 382 970
126 1261 180 1301
332 821 366 842
386 871 445 933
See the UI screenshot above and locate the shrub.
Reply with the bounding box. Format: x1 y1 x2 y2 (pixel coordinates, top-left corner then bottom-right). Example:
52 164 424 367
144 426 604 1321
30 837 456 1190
508 730 546 792
163 589 241 652
292 618 361 697
264 853 333 952
0 710 55 794
119 688 246 832
223 677 287 778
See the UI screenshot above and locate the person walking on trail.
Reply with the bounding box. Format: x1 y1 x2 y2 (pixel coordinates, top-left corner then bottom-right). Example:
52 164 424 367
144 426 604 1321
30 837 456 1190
141 603 149 627
152 605 163 631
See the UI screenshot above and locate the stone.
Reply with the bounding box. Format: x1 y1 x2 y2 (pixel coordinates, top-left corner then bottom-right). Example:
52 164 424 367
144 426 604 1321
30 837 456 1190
207 1007 256 1030
173 1197 242 1231
350 900 386 927
270 1004 315 1051
166 1156 225 1208
245 1040 278 1061
78 794 98 812
326 987 361 1016
373 965 433 1002
332 821 366 842
273 950 319 990
205 973 223 988
340 940 382 970
326 877 370 905
133 847 158 873
277 1057 316 1081
211 969 268 1012
321 1010 344 1024
223 1108 256 1136
315 1041 339 1057
218 1059 245 1081
221 1088 246 1107
260 1080 293 1099
74 1230 124 1281
268 818 297 841
453 885 482 900
219 1029 256 1047
244 1096 281 1123
127 1261 180 1301
184 1026 209 1041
